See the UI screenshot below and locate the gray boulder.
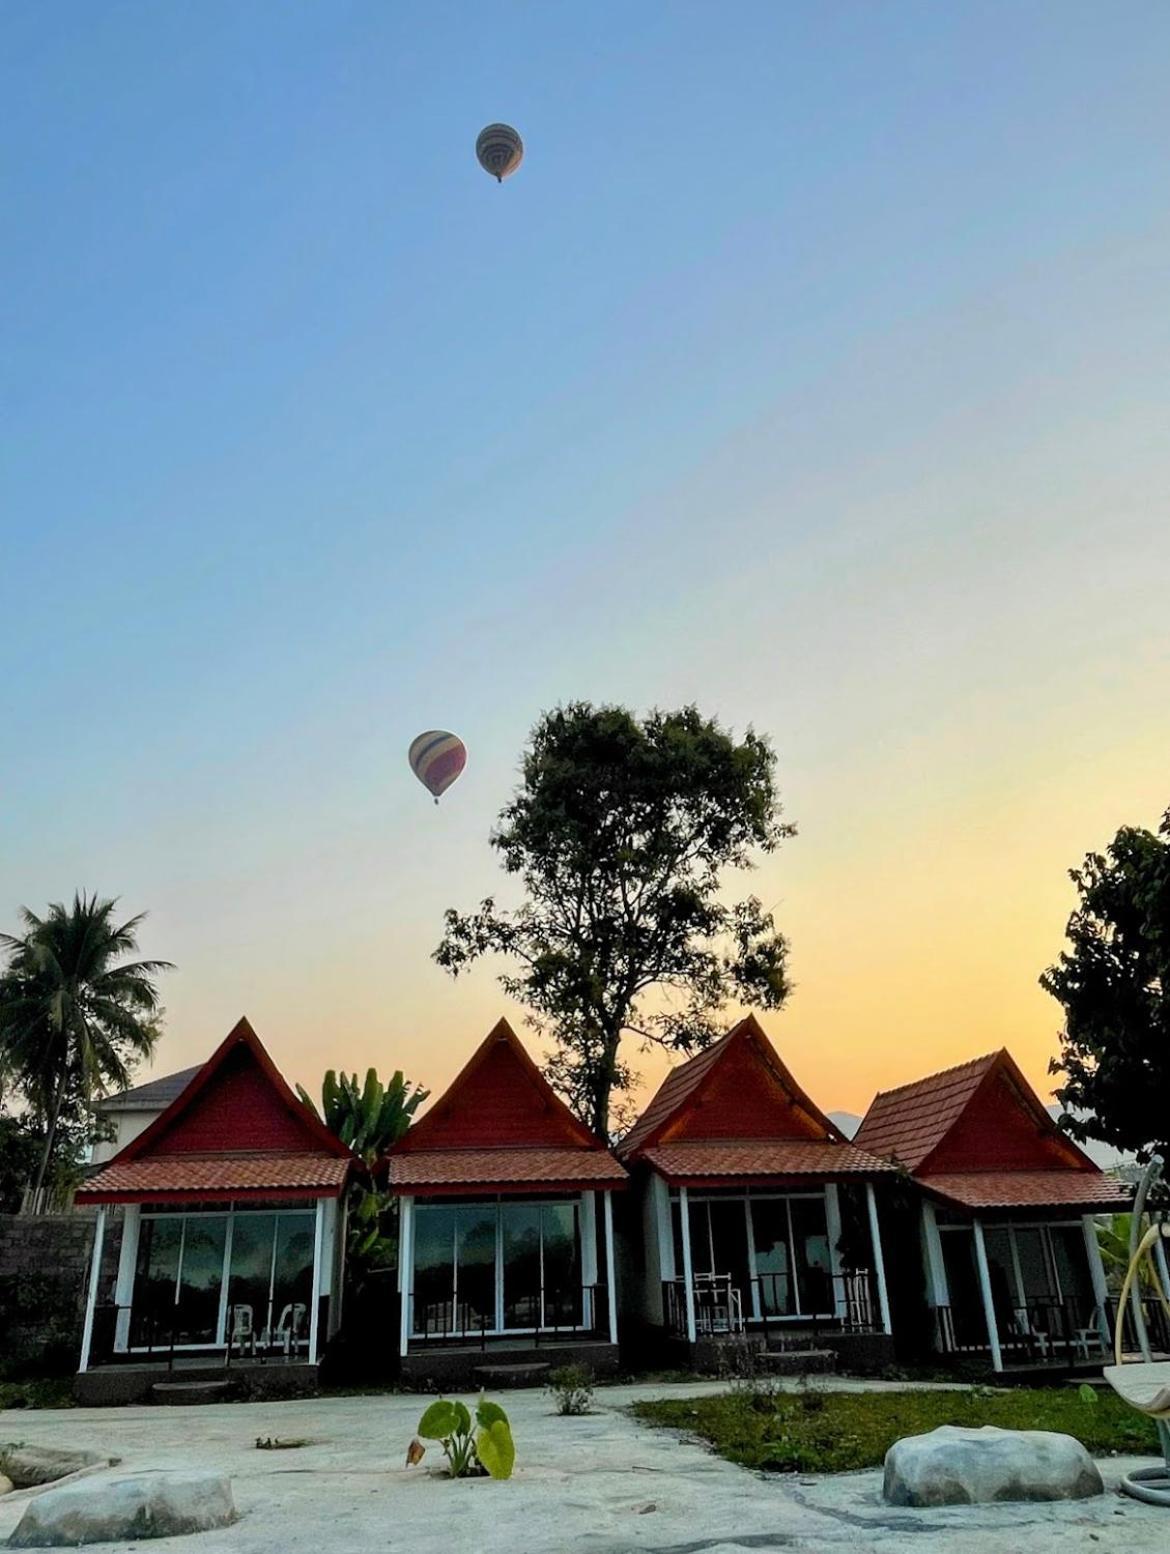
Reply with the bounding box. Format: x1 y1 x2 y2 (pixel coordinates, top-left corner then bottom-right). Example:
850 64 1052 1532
8 1471 236 1547
883 1424 1103 1506
0 1446 111 1489
0 1474 13 1496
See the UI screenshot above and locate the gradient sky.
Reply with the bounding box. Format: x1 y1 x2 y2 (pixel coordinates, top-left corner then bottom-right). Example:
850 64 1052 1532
3 1 1169 1123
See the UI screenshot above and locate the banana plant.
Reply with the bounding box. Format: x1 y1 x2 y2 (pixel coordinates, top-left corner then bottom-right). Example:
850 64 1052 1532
296 1066 428 1273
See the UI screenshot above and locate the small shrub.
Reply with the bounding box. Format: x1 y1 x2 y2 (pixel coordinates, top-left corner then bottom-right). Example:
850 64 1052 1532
414 1396 515 1480
548 1365 595 1416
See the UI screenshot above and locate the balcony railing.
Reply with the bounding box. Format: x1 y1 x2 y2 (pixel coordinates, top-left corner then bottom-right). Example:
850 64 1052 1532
406 1284 609 1349
86 1300 317 1370
662 1270 881 1340
934 1297 1170 1365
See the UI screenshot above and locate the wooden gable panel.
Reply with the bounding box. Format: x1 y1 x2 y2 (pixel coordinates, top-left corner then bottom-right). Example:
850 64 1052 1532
659 1030 829 1145
398 1019 598 1152
146 1043 322 1156
924 1067 1089 1176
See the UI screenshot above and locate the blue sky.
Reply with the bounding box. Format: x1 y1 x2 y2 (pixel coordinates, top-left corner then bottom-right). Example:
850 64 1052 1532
3 1 1169 1110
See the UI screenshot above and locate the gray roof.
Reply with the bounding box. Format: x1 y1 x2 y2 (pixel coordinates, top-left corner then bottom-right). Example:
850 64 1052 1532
97 1064 201 1114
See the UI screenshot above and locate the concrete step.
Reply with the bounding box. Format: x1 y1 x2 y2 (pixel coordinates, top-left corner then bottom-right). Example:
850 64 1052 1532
472 1362 551 1389
756 1348 836 1376
150 1379 232 1405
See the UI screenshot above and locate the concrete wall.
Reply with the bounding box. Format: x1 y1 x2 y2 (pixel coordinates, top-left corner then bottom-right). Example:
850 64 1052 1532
91 1109 161 1164
0 1211 122 1377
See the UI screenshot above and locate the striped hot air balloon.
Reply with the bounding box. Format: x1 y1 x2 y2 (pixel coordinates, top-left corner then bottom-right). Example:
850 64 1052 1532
476 123 524 183
408 731 467 803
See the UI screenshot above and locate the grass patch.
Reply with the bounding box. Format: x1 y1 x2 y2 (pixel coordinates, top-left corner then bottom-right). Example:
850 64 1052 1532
631 1386 1161 1474
0 1377 75 1411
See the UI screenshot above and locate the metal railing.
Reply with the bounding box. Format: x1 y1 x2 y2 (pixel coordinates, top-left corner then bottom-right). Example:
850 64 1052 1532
661 1269 881 1340
931 1298 1162 1365
405 1284 608 1349
87 1300 314 1369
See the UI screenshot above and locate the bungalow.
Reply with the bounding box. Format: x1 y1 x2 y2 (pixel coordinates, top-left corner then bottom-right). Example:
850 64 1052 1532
853 1049 1132 1372
73 1018 353 1405
616 1015 898 1370
386 1019 627 1387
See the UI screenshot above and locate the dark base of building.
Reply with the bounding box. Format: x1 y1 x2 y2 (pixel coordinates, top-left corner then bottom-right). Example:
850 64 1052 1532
659 1327 896 1378
400 1339 620 1391
75 1357 321 1407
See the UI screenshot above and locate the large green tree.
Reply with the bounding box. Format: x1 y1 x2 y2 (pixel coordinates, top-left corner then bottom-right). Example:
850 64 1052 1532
1042 807 1170 1161
0 893 172 1196
435 703 793 1137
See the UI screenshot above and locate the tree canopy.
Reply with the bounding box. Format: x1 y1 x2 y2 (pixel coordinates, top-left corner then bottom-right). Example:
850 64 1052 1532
1042 808 1170 1161
0 893 171 1195
435 703 793 1137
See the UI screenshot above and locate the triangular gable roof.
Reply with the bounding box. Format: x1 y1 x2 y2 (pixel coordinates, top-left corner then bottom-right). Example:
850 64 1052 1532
112 1017 352 1164
618 1015 845 1160
393 1018 601 1154
96 1065 202 1114
854 1048 1099 1177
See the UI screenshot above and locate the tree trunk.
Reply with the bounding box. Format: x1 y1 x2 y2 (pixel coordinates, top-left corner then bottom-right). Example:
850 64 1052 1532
589 1030 624 1141
30 1064 70 1199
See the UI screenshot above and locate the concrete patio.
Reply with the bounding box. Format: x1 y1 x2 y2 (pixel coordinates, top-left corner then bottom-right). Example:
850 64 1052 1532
1 1380 1166 1554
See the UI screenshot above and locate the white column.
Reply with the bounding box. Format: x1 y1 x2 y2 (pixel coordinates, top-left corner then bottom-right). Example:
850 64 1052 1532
308 1199 325 1365
865 1182 893 1335
113 1205 140 1352
603 1190 619 1346
581 1192 598 1328
921 1201 948 1307
398 1195 414 1358
332 1196 348 1337
972 1217 1003 1372
78 1207 106 1374
824 1185 847 1319
1082 1215 1109 1343
678 1185 697 1345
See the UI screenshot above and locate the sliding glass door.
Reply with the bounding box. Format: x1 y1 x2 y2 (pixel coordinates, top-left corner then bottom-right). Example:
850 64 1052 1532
411 1197 583 1337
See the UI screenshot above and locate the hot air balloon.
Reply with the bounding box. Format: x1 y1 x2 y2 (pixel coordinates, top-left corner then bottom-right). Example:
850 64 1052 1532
476 123 523 183
409 730 467 803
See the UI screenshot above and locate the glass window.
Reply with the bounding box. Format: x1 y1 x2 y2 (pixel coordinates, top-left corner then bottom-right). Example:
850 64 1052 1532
540 1202 581 1328
982 1227 1019 1329
502 1203 541 1328
272 1214 315 1350
133 1215 183 1346
228 1214 277 1340
750 1198 795 1315
412 1204 456 1336
175 1216 227 1346
1050 1226 1095 1318
455 1205 497 1333
939 1228 985 1347
790 1197 833 1316
1014 1227 1057 1304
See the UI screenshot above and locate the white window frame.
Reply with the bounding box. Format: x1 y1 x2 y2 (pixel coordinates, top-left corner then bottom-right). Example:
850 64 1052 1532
672 1188 836 1323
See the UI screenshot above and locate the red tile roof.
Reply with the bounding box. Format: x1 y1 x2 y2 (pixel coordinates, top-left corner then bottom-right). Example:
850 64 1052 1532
852 1052 998 1170
618 1015 844 1160
924 1171 1132 1212
78 1152 350 1203
641 1139 897 1184
387 1147 627 1193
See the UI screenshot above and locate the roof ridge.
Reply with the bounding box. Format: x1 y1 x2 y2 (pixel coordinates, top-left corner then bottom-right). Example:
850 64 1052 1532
868 1050 1001 1104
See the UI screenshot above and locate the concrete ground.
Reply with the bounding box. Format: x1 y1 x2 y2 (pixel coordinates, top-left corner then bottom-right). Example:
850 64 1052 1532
1 1379 1167 1554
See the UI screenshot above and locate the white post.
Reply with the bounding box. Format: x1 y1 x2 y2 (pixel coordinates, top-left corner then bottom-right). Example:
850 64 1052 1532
114 1205 140 1352
1154 1227 1170 1308
78 1207 106 1374
1082 1214 1110 1347
921 1201 948 1307
972 1218 1004 1372
824 1185 847 1319
865 1182 893 1335
308 1199 325 1364
398 1195 414 1359
679 1185 697 1345
603 1191 618 1345
580 1191 598 1329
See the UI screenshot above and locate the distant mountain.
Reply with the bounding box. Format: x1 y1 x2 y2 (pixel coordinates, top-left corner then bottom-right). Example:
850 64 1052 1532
828 1110 861 1140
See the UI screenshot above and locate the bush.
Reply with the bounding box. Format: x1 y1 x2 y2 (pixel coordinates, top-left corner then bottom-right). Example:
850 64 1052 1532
548 1364 594 1416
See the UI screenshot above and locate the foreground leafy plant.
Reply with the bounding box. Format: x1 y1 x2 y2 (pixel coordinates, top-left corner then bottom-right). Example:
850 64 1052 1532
415 1396 515 1480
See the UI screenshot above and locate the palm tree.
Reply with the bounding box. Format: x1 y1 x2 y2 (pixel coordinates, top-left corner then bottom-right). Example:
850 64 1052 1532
0 893 173 1197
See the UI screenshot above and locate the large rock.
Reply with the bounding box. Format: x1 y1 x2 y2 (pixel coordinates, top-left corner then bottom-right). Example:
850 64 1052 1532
0 1474 13 1496
883 1424 1103 1506
0 1446 111 1489
8 1472 236 1547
